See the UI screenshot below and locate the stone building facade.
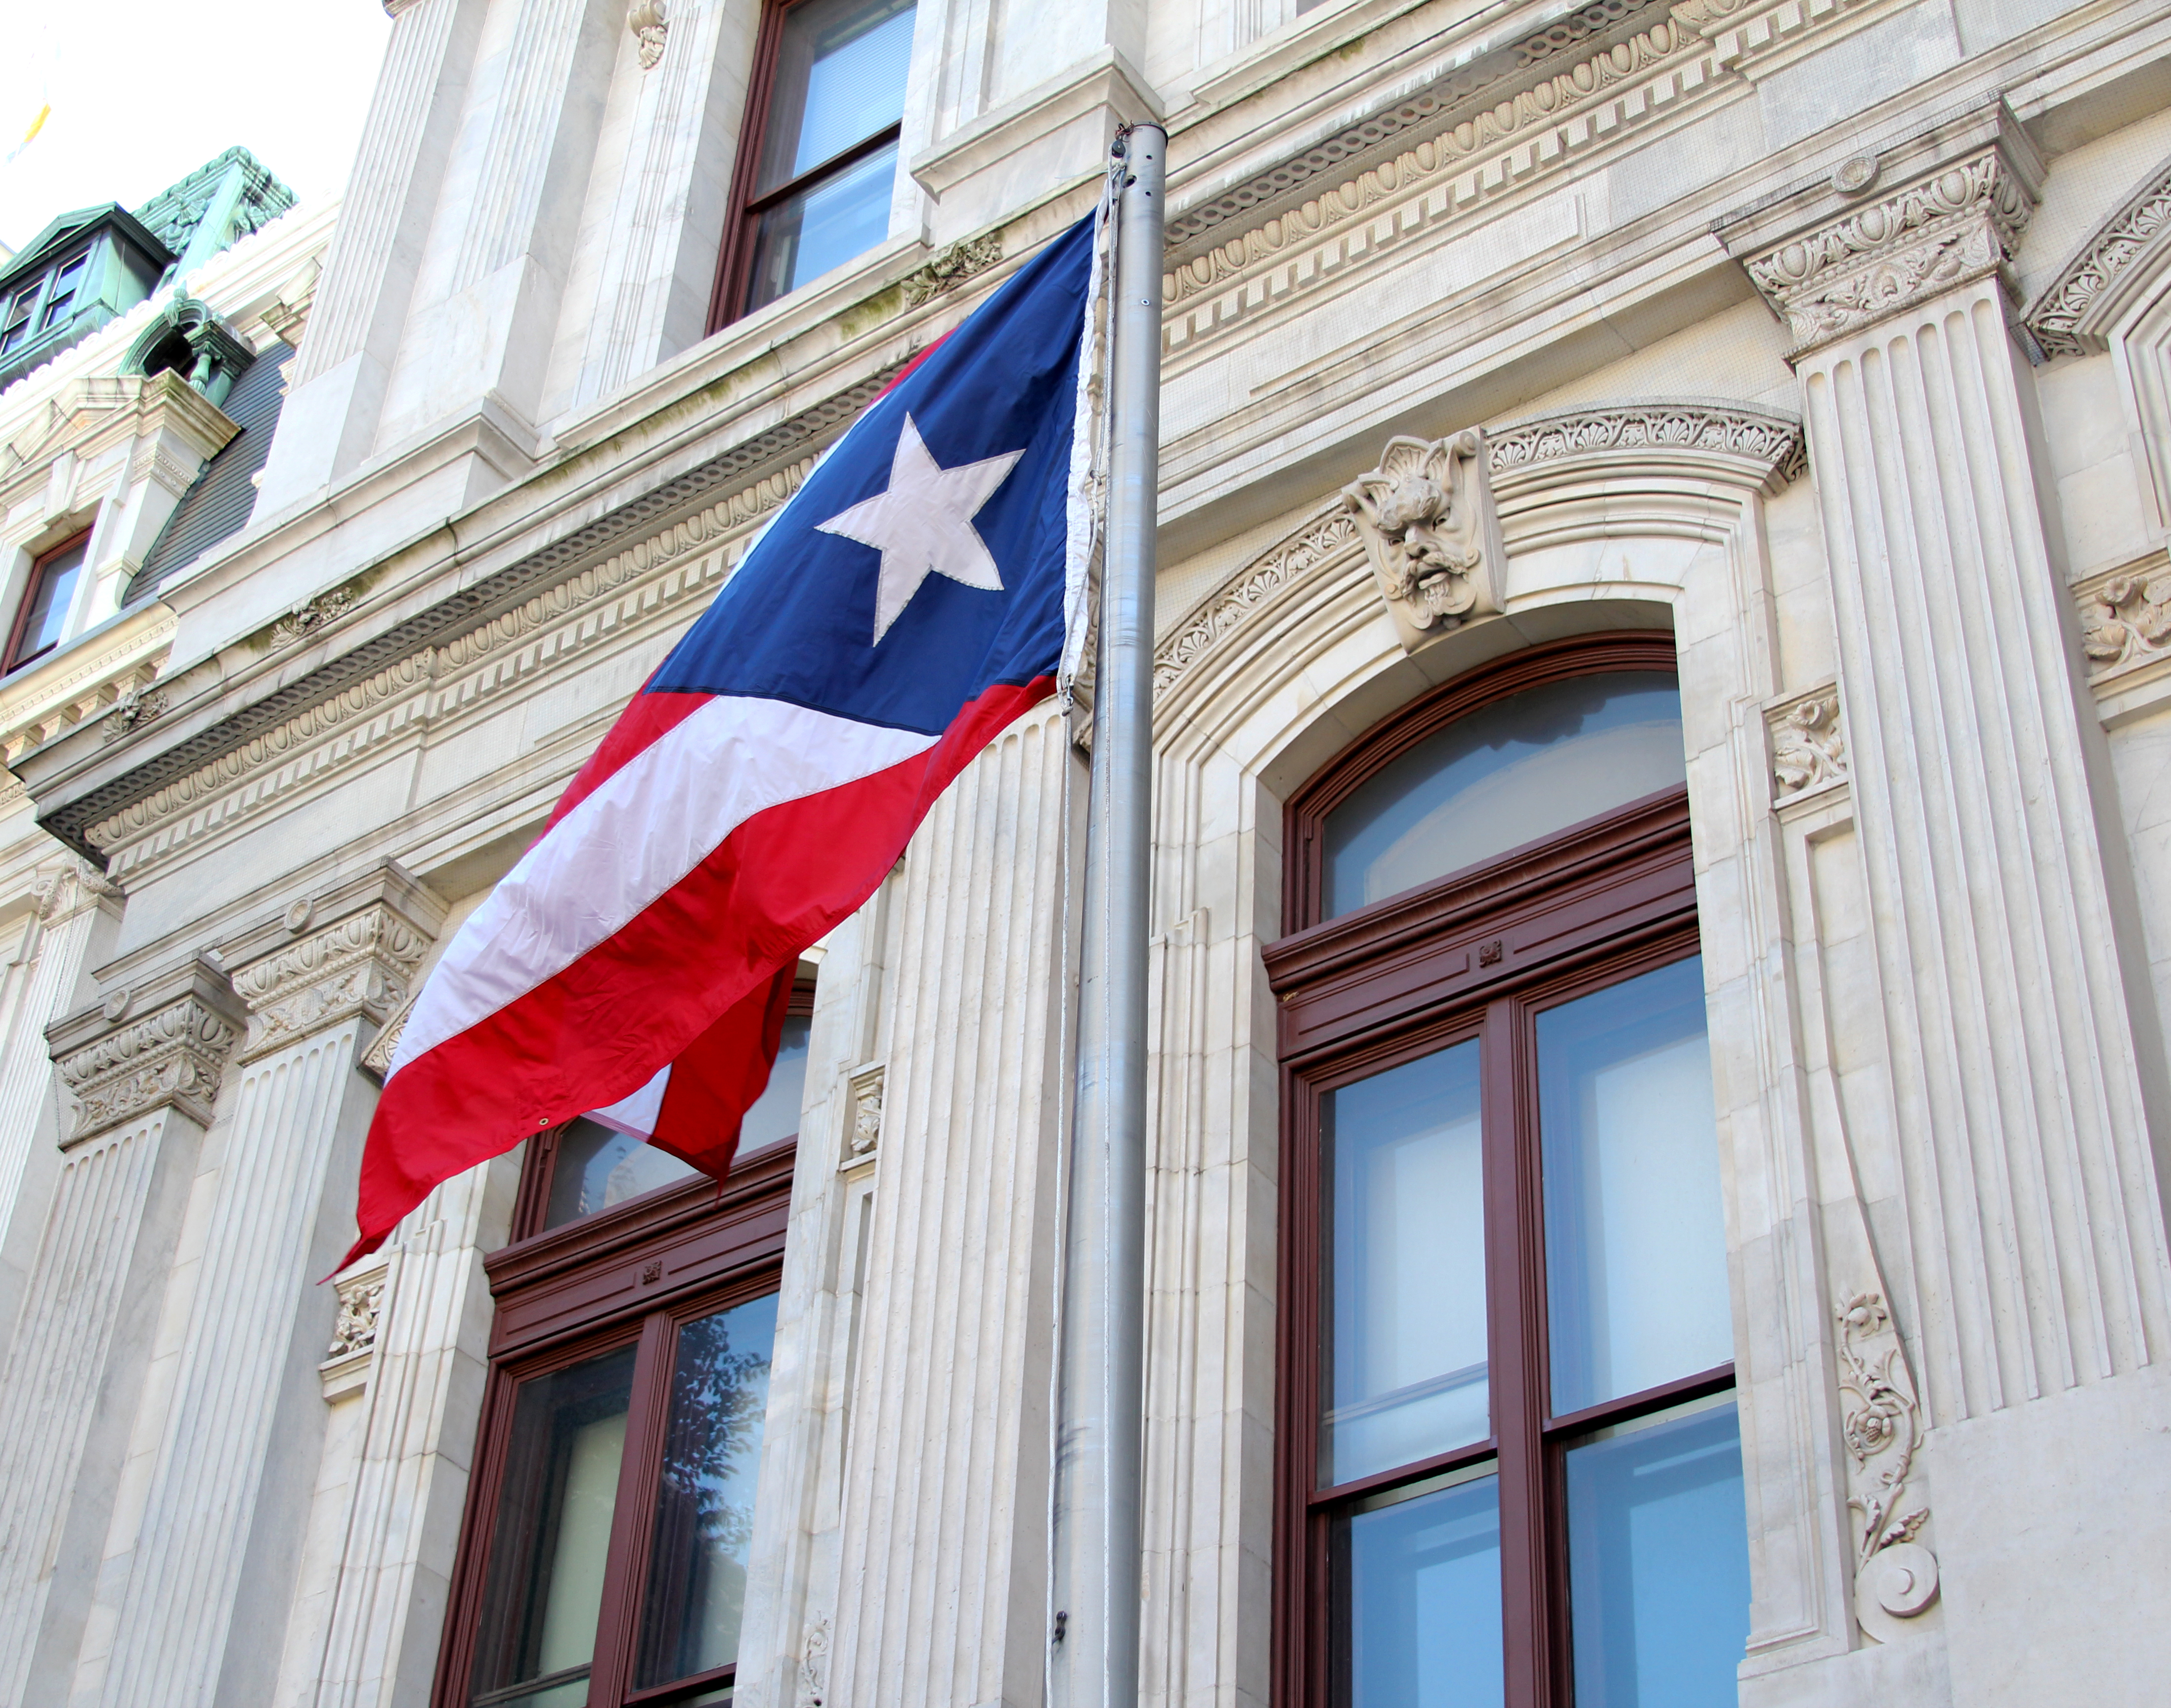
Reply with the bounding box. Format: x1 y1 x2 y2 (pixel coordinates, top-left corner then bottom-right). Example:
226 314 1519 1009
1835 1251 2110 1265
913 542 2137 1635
0 2 2169 1707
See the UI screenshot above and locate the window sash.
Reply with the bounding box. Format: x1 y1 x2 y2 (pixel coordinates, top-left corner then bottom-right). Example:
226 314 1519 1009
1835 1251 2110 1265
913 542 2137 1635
5 531 91 674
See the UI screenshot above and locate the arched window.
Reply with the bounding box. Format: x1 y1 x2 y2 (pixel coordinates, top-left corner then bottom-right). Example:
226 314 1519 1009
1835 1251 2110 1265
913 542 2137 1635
1265 637 1750 1708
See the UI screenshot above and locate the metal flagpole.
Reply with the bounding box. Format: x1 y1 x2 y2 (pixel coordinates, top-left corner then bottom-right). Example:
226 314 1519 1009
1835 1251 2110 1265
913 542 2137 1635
1052 123 1165 1708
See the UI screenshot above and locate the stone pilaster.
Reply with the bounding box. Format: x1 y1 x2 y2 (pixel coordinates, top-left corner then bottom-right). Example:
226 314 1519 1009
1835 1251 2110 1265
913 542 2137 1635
0 958 241 1708
77 865 439 1708
1727 101 2171 1661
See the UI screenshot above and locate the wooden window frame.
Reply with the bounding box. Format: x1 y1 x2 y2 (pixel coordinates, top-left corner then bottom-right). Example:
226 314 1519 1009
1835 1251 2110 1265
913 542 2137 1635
706 0 910 333
3 528 91 675
434 979 816 1708
1265 634 1737 1708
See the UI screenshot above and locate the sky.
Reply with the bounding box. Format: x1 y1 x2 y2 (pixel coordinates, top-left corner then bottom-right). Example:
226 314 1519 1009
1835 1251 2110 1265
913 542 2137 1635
0 2 395 258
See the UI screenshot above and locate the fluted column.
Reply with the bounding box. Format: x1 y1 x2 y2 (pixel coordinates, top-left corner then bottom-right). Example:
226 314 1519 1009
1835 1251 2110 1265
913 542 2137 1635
1730 112 2171 1430
0 957 242 1708
77 866 438 1708
825 700 1081 1708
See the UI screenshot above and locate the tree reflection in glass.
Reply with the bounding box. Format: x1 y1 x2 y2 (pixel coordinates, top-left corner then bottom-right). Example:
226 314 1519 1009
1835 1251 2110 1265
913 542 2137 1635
635 1294 780 1688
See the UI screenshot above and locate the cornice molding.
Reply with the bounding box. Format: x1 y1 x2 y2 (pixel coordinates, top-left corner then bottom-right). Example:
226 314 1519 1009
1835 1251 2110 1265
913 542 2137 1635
47 956 245 1143
1727 118 2043 356
2023 149 2171 361
222 861 444 1060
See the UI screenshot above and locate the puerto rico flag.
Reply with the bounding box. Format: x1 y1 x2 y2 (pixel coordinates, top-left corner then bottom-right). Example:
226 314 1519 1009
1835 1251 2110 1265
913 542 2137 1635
342 214 1104 1266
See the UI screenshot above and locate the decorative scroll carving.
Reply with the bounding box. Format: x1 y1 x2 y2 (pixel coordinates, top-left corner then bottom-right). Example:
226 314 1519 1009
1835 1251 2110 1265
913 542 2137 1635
2077 556 2171 698
229 903 433 1059
102 685 167 743
628 0 667 68
53 983 242 1141
269 587 359 649
1741 145 2037 353
358 988 418 1080
2025 151 2171 360
1835 1292 1938 1636
1344 431 1505 652
1487 402 1806 488
1154 511 1359 695
847 1064 885 1159
1768 685 1847 802
903 234 1003 307
327 1271 386 1359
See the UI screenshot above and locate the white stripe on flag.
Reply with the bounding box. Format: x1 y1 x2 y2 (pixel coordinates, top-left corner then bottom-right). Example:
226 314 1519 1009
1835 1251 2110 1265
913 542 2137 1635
392 695 935 1076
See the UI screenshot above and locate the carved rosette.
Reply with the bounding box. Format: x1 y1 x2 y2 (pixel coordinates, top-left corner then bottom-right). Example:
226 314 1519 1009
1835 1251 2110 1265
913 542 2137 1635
1767 684 1848 805
1742 143 2037 356
53 983 243 1142
1343 430 1506 653
1834 1292 1939 1640
847 1063 885 1160
229 903 433 1060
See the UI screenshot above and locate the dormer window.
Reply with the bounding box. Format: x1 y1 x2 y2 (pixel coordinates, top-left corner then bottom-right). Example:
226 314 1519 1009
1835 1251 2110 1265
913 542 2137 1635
0 246 93 355
4 531 90 675
40 252 88 330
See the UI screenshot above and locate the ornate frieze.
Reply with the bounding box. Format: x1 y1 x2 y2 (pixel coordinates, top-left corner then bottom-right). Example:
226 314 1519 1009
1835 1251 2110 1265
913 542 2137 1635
221 862 443 1061
903 234 1003 308
102 685 167 743
1767 684 1847 805
1737 133 2041 356
1488 402 1806 488
2024 150 2171 360
847 1063 885 1160
1343 431 1506 653
268 586 361 650
1835 1292 1939 1638
48 958 245 1143
1154 511 1358 696
628 0 667 68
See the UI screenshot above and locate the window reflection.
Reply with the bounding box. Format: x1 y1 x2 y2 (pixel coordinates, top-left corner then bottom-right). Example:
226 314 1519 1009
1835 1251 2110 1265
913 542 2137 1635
468 1346 637 1707
1564 1399 1751 1707
636 1294 779 1687
1538 957 1731 1417
1336 1470 1505 1708
1323 1042 1489 1485
1321 673 1685 918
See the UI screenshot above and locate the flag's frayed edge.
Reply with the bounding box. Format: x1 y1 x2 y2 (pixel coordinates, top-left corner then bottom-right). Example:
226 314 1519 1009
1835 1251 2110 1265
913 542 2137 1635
1058 179 1117 709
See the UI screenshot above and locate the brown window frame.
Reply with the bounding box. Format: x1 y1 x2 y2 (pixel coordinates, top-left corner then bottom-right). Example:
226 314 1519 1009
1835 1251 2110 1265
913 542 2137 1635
3 528 92 675
433 985 816 1708
1264 634 1736 1708
706 0 910 333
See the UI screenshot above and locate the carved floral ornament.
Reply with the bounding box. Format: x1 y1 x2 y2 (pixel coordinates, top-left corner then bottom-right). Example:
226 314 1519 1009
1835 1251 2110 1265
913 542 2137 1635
327 1270 386 1360
1834 1292 1939 1638
1737 140 2039 355
2024 148 2171 360
228 902 434 1060
628 0 667 70
2079 561 2171 678
847 1063 884 1160
54 988 242 1143
1768 684 1848 804
1342 430 1505 653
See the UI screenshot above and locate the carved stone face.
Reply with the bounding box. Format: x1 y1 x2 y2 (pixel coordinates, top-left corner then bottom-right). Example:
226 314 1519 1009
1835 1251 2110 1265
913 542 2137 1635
1342 433 1498 643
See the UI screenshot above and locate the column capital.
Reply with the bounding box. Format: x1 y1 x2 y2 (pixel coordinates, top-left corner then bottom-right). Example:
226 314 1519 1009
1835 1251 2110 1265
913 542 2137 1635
1718 101 2044 358
46 956 246 1143
222 860 444 1061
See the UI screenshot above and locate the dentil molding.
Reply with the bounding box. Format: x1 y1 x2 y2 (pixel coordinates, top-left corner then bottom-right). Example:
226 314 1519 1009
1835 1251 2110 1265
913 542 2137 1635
1724 110 2043 357
47 956 246 1144
221 861 444 1061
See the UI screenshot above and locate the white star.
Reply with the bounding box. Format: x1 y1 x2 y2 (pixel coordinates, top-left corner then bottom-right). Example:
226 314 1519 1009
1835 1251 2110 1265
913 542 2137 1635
816 413 1025 645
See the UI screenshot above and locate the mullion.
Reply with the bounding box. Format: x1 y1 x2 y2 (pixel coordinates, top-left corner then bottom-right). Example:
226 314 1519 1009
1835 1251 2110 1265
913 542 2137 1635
586 1311 680 1706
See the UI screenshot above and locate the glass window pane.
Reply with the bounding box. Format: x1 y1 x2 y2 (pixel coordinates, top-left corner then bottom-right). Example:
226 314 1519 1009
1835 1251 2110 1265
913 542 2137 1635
544 1018 808 1229
1565 1399 1751 1708
635 1293 780 1687
1336 1470 1504 1708
469 1344 638 1704
1539 957 1731 1416
11 540 87 670
1323 1042 1487 1486
744 140 899 314
545 1116 702 1228
757 0 916 191
1322 673 1684 918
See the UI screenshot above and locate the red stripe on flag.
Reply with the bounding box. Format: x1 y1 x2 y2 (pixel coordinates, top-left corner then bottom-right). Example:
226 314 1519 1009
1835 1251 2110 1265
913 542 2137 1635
342 675 1055 1266
651 966 793 1178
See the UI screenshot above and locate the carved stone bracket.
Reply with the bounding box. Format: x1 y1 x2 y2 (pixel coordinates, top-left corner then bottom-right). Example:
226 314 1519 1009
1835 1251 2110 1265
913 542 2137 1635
1835 1292 1939 1640
1726 115 2042 358
358 987 420 1081
902 234 1003 308
48 957 245 1143
2024 148 2171 360
1767 683 1848 807
628 0 667 69
222 862 443 1061
846 1063 885 1161
1343 430 1506 653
